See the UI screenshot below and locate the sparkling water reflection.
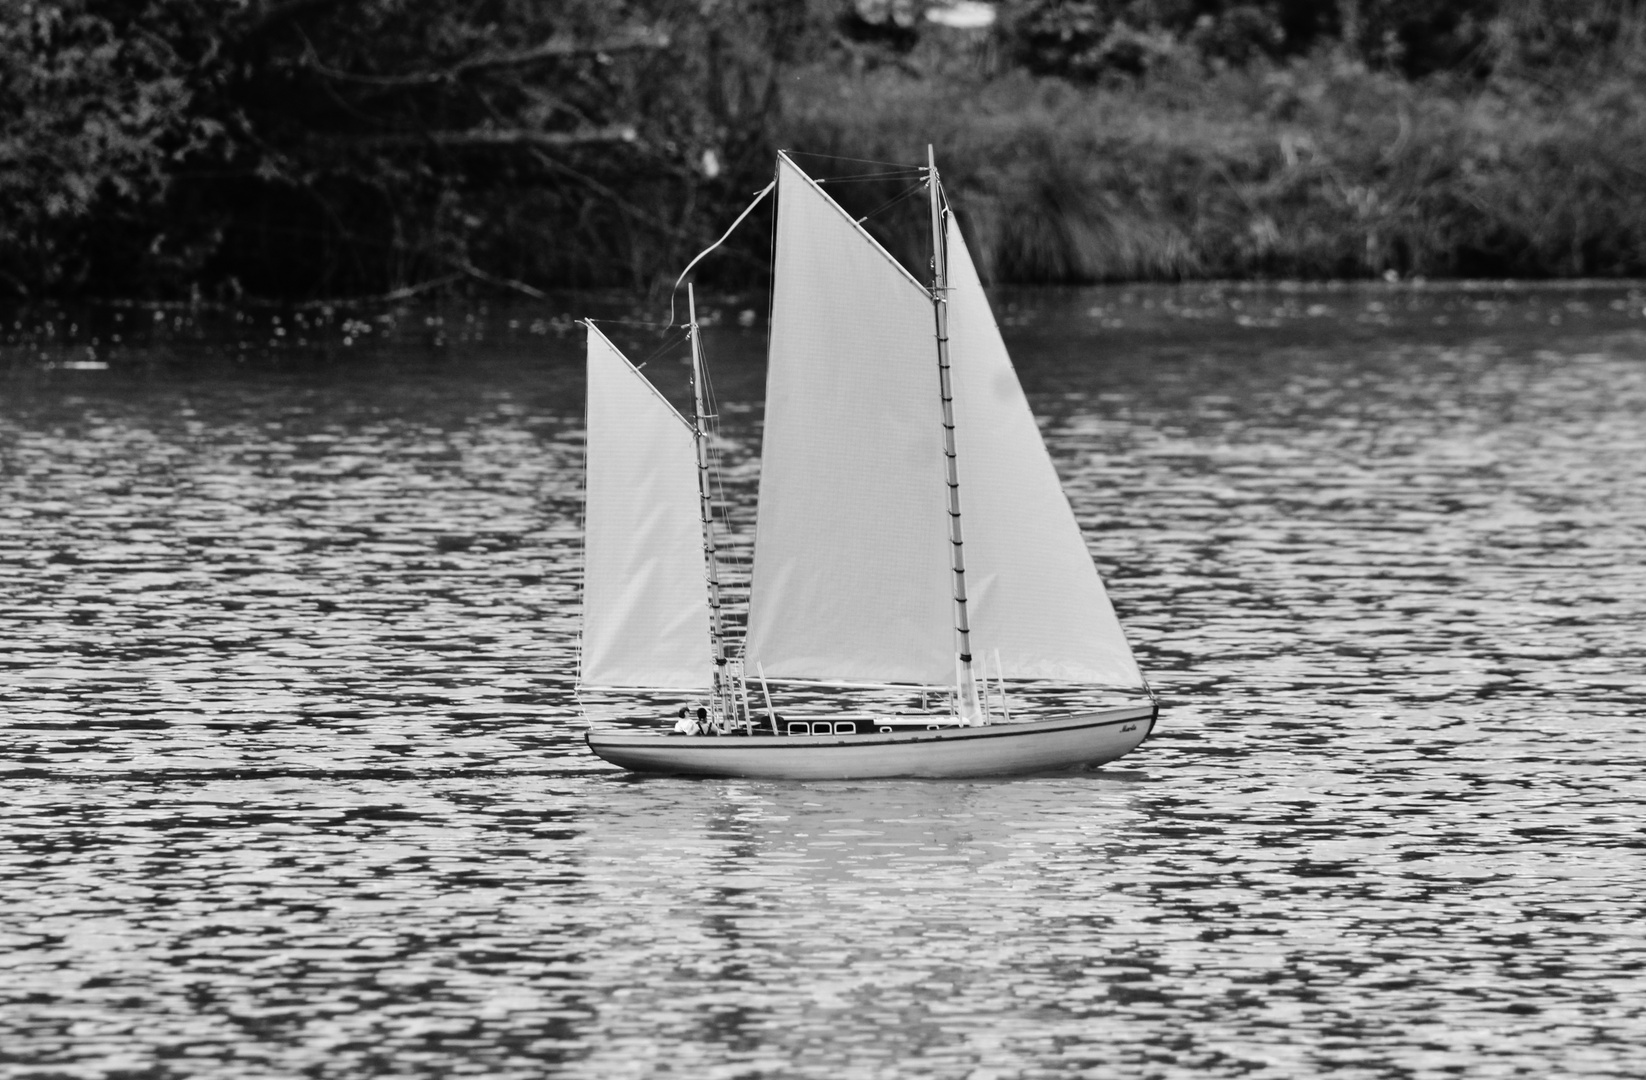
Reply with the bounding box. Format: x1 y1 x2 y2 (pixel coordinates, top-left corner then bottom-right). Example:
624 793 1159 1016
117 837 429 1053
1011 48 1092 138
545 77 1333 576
2 286 1643 1078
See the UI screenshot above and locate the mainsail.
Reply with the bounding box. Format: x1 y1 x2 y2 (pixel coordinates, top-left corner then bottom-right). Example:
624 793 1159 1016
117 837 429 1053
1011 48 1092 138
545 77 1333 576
746 153 1143 689
579 325 712 690
745 154 954 684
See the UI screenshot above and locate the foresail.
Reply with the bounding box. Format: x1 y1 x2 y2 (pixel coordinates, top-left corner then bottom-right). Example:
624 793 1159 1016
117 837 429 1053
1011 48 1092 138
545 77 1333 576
744 154 954 684
944 214 1145 687
579 326 712 690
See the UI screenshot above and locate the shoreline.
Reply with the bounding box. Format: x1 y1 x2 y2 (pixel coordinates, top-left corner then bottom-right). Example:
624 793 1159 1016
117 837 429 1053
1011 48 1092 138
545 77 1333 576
7 276 1646 316
6 279 1644 368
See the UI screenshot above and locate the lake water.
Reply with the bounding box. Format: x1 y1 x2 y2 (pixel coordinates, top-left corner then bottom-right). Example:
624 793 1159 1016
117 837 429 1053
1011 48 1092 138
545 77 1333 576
3 285 1644 1078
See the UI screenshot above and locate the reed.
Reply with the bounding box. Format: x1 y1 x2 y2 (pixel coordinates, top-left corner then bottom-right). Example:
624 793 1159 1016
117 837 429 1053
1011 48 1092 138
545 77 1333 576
781 52 1646 283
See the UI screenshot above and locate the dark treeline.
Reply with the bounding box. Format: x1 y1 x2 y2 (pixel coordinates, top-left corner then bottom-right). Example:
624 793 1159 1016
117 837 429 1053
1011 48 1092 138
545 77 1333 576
2 0 808 300
6 0 1646 300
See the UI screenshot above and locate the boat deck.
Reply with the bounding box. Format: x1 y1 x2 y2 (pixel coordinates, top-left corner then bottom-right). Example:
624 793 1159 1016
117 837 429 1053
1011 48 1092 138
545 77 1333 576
585 702 1158 779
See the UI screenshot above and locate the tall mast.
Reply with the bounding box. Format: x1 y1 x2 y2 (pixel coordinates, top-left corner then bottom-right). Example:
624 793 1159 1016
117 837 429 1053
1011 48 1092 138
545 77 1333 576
688 284 729 713
928 145 982 724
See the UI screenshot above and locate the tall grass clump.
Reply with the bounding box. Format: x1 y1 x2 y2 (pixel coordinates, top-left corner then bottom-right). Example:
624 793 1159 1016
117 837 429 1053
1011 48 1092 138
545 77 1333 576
782 1 1646 284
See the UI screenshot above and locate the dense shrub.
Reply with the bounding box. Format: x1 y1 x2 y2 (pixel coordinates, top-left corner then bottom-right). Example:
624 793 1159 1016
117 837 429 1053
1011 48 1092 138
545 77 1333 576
0 2 214 293
995 0 1646 80
0 0 812 299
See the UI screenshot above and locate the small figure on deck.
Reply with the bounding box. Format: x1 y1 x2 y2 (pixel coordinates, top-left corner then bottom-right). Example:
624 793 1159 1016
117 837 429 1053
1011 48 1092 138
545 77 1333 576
672 706 711 736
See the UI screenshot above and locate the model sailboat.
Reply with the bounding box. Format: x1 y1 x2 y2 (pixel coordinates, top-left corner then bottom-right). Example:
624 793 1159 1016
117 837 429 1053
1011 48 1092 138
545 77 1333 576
579 149 1158 779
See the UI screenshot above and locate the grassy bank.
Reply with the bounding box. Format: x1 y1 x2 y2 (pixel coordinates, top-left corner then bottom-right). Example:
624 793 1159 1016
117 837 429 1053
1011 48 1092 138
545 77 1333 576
783 53 1646 284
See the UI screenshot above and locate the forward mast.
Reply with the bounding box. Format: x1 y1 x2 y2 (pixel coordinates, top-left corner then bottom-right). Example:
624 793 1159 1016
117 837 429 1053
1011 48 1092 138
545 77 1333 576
687 284 733 725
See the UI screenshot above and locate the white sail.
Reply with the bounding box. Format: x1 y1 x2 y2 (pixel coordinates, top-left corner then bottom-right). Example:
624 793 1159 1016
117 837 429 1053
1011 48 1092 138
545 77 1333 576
944 214 1144 687
744 154 954 684
579 325 712 690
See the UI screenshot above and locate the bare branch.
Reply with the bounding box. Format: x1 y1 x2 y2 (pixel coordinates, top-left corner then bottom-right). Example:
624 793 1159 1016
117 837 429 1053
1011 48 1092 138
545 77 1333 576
289 273 465 309
303 28 671 88
236 0 351 43
344 126 640 150
455 28 671 76
447 258 547 299
527 149 688 240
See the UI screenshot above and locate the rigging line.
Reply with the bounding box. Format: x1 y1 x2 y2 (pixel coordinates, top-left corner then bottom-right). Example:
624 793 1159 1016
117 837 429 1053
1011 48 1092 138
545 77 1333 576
612 324 691 374
701 409 740 554
691 343 748 582
820 167 925 177
694 345 750 634
667 179 776 328
583 318 688 366
592 317 680 329
817 170 927 183
854 181 927 225
782 149 922 169
711 498 747 591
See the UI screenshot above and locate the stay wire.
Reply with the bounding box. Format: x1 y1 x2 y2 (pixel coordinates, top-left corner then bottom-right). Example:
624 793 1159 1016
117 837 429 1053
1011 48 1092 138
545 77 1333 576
782 149 923 170
853 180 928 225
693 333 749 646
589 322 690 373
590 317 679 330
817 169 926 184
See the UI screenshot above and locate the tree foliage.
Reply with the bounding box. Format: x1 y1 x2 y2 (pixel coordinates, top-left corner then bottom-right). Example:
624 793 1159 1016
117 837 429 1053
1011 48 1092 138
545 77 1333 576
0 0 815 299
997 0 1646 80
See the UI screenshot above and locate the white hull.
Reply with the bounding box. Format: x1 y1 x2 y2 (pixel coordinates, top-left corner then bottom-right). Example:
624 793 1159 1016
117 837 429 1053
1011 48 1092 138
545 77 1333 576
585 703 1157 779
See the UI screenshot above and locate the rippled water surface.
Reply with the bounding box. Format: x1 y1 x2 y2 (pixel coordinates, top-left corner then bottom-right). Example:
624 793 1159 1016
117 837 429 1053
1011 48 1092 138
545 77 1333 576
3 286 1644 1078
